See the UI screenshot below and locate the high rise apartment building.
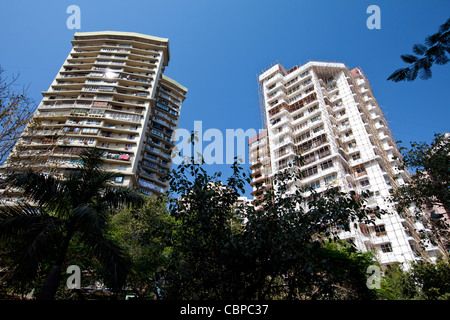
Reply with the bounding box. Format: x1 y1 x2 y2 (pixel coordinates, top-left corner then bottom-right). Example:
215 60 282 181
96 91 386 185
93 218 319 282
250 61 445 268
2 31 187 197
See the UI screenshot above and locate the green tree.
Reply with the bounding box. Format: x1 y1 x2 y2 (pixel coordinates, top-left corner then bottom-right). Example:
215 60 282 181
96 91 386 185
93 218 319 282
0 67 37 165
231 165 379 300
387 18 449 82
390 133 449 255
0 148 145 300
162 158 247 300
378 263 418 300
109 195 174 300
410 258 450 300
391 133 449 214
378 259 450 300
161 155 380 300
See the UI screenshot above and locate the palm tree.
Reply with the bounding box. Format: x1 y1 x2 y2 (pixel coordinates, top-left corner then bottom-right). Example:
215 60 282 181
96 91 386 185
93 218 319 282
388 17 449 82
0 148 145 300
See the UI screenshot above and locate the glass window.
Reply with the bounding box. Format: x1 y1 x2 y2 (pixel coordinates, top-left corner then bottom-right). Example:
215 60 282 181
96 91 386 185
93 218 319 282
380 243 392 253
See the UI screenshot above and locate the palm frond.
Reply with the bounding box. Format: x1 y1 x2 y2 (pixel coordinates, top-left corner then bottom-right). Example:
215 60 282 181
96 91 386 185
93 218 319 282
419 67 432 80
387 67 411 82
400 54 419 64
77 147 105 172
406 64 419 81
434 51 450 65
425 33 441 47
65 170 119 206
438 18 450 33
101 186 145 210
5 172 64 211
412 44 427 56
417 56 433 70
0 203 64 285
391 18 449 82
0 202 59 240
70 204 108 234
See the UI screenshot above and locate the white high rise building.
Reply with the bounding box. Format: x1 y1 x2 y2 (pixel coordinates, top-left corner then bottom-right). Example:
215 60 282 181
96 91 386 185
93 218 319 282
2 31 187 197
251 61 444 269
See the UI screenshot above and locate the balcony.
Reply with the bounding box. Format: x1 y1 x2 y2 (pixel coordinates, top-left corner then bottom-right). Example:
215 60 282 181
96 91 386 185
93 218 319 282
250 175 268 186
100 48 131 54
354 170 368 179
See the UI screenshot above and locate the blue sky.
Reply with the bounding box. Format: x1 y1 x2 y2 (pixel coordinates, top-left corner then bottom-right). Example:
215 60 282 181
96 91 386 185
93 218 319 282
0 0 449 197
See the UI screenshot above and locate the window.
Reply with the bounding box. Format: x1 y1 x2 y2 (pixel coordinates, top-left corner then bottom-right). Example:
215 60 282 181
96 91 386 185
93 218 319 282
293 112 304 121
151 129 163 137
317 146 331 159
99 86 114 92
114 176 124 183
143 160 157 169
156 102 170 112
278 158 288 170
79 138 95 144
86 120 101 126
351 152 361 161
380 243 393 253
139 188 151 196
307 180 321 190
302 165 318 178
323 174 337 184
321 159 333 170
303 152 316 165
313 125 324 134
341 120 350 128
355 165 367 176
81 128 99 134
307 105 318 113
310 115 321 123
374 224 387 236
295 131 310 143
360 179 370 187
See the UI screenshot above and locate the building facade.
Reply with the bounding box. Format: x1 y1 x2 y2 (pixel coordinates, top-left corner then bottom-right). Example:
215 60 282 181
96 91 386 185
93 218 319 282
250 61 444 268
248 129 272 209
2 31 187 197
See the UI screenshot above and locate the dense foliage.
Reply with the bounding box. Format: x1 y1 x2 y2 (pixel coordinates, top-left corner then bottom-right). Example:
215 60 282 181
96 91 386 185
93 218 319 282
1 148 449 300
0 148 144 299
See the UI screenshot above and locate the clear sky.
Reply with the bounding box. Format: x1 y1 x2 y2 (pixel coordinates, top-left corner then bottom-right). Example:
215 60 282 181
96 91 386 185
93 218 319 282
0 0 448 197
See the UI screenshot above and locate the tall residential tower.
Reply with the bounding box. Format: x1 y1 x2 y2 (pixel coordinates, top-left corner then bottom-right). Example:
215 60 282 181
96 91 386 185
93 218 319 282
3 31 187 197
250 61 445 268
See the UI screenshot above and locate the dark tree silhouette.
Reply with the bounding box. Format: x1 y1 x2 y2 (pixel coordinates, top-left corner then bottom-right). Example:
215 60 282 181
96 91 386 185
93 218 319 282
388 18 450 82
0 148 145 299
